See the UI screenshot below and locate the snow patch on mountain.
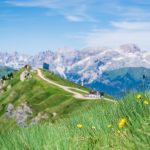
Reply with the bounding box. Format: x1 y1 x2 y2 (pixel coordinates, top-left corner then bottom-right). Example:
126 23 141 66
0 44 150 84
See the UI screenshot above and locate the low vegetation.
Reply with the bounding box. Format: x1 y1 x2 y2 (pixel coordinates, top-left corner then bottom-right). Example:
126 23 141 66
0 92 149 149
0 68 149 149
42 69 90 92
0 68 95 131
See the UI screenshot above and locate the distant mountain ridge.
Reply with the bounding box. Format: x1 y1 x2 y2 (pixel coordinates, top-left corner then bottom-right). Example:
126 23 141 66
0 44 150 71
84 67 150 97
0 44 150 97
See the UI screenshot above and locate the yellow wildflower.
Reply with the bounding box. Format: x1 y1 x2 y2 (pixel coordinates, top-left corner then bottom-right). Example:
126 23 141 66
143 100 149 105
107 124 112 128
77 124 83 129
136 94 142 100
118 118 126 129
92 126 96 129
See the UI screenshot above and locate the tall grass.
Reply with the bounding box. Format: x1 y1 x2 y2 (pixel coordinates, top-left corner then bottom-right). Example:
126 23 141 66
0 93 149 150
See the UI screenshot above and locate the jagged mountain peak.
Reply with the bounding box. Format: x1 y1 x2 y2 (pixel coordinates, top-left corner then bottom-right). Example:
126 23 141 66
79 47 109 55
0 44 149 78
0 44 150 97
56 47 77 54
119 44 141 53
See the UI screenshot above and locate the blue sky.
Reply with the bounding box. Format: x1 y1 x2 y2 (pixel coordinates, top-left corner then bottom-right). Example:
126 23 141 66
0 0 150 54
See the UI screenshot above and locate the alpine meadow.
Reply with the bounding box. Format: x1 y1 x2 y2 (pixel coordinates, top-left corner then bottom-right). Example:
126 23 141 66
0 0 150 149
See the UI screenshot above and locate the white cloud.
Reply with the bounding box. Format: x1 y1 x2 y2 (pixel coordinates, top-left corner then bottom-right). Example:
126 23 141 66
6 0 95 22
82 21 150 51
6 0 92 8
111 21 150 30
65 15 84 22
6 0 63 8
5 0 150 22
121 8 150 21
92 2 150 21
5 0 150 50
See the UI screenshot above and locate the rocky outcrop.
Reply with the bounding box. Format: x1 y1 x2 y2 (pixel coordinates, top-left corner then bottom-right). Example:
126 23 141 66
15 103 32 127
6 102 33 127
6 103 15 118
20 71 31 81
6 102 49 127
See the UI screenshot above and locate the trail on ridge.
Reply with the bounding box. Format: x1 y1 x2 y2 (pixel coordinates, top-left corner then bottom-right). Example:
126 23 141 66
37 69 116 102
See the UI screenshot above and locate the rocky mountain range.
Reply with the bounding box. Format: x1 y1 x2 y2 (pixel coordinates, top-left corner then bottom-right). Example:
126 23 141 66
0 44 150 97
84 67 150 97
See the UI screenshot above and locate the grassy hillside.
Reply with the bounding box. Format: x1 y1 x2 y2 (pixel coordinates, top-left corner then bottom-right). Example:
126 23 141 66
0 67 149 149
0 92 149 150
42 69 90 92
0 68 104 131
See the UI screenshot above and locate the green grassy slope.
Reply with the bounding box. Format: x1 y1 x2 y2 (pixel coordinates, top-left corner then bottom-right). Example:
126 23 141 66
0 68 104 131
0 92 149 150
0 68 149 149
42 69 90 92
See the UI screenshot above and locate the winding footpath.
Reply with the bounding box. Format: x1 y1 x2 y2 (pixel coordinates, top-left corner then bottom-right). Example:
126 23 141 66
37 69 116 102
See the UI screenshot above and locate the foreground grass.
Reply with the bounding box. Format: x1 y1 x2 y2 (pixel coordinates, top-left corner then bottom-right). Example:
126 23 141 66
0 93 149 150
